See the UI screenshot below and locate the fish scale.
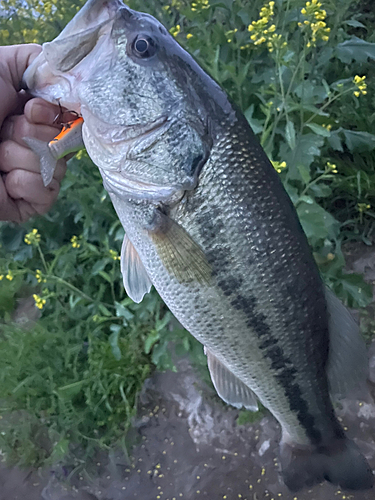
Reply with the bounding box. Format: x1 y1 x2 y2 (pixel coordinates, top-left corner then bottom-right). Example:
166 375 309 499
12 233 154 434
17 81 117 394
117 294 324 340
106 115 336 451
23 0 373 490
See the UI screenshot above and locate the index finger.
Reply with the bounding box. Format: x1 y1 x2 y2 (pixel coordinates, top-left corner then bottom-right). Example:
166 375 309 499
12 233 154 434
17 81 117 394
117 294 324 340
24 98 79 127
0 44 41 125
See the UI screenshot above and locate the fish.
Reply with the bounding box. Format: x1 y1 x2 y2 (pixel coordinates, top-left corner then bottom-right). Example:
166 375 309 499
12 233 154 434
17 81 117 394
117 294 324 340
23 116 84 187
23 0 374 491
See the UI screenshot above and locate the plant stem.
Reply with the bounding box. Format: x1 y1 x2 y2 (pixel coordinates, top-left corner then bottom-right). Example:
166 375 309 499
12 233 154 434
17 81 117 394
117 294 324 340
47 276 99 304
36 244 48 273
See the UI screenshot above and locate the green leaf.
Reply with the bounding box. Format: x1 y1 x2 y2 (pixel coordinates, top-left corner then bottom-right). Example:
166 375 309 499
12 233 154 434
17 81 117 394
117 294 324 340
98 304 112 316
336 36 375 63
345 20 367 29
322 79 331 97
98 270 112 283
285 121 296 150
298 195 314 205
297 202 340 242
280 134 324 181
92 259 108 275
309 183 332 198
305 123 331 137
333 272 373 308
55 381 85 400
49 438 70 462
115 301 134 321
144 330 160 355
342 130 375 152
297 164 311 184
327 131 343 151
244 104 264 135
156 312 172 332
109 325 122 361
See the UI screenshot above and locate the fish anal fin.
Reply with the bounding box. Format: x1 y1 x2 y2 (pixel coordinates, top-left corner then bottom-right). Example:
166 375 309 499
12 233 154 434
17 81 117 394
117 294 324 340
121 234 152 303
325 287 368 400
148 211 211 285
206 348 258 411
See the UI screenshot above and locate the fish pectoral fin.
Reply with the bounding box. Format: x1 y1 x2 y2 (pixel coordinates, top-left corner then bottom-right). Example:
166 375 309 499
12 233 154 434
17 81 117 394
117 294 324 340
206 348 258 411
325 286 369 400
148 210 211 285
121 234 152 303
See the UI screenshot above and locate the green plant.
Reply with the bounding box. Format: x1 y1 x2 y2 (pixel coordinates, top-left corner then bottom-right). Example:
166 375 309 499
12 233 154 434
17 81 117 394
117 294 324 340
0 0 374 467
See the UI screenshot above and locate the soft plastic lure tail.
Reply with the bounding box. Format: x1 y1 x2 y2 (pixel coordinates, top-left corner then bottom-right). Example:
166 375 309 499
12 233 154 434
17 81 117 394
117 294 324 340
23 116 84 187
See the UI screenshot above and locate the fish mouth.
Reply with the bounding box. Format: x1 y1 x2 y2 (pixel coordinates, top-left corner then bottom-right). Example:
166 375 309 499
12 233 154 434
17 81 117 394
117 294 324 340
82 111 188 203
81 107 169 146
23 0 124 103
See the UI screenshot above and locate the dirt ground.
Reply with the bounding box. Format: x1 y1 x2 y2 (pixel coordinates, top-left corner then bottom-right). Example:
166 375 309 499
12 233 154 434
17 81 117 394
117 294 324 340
1 243 375 500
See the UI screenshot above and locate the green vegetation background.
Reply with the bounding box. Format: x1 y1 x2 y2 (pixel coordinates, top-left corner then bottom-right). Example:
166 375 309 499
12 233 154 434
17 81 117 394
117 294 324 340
0 0 374 467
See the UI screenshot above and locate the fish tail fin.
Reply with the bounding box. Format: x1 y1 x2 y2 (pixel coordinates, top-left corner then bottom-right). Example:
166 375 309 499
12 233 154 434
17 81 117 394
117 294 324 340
23 136 57 187
280 438 374 491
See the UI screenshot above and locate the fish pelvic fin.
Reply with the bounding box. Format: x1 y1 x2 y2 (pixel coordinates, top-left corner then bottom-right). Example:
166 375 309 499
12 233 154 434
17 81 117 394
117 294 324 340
206 348 258 411
23 136 57 187
120 234 152 303
279 437 374 491
148 210 211 285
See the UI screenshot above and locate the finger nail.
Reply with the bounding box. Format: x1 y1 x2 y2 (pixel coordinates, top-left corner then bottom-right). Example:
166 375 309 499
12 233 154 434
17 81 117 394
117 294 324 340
31 103 57 124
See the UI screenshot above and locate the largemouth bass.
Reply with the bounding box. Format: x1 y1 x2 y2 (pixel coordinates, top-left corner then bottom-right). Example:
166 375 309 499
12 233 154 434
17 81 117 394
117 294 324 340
23 0 373 491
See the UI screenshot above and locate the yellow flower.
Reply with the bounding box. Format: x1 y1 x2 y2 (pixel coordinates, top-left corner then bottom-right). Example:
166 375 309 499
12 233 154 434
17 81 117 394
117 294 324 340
248 1 287 53
169 25 181 38
353 75 367 97
33 294 47 310
24 228 41 246
357 203 371 213
191 0 209 12
109 249 120 261
71 235 81 249
225 28 238 43
326 162 338 173
271 160 287 173
35 269 47 283
186 33 193 39
6 271 13 281
0 275 3 281
299 0 330 46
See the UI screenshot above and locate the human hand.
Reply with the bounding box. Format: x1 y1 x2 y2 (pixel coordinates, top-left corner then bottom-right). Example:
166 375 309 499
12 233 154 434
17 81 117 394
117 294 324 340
0 44 68 223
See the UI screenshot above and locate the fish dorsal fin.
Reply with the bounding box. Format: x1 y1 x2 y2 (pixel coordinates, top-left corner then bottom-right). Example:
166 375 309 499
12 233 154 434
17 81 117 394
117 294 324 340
325 286 368 399
121 235 152 303
206 348 258 411
148 211 211 285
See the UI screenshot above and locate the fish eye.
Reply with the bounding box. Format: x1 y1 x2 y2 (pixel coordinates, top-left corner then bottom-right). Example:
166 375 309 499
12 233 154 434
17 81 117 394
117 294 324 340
132 35 157 58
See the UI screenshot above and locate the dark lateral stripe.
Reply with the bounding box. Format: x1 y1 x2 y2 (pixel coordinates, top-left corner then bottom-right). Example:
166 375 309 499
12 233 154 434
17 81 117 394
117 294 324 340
227 285 322 445
193 202 322 443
